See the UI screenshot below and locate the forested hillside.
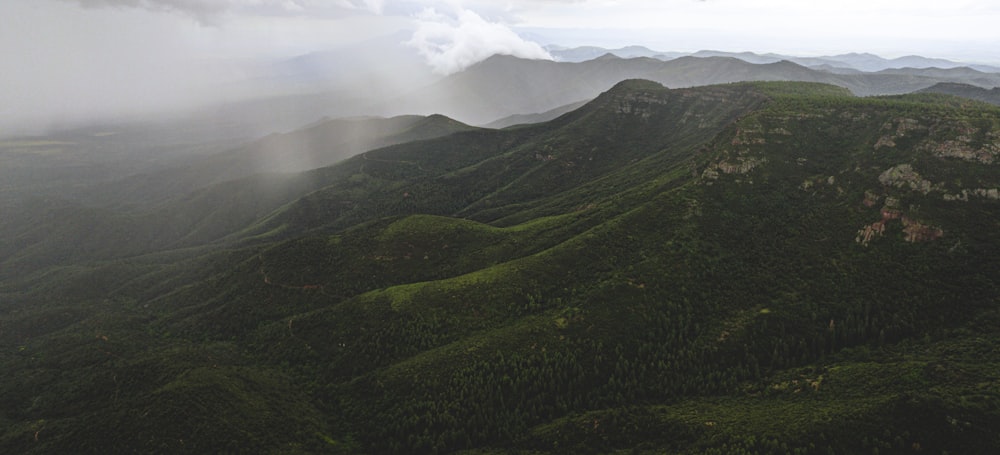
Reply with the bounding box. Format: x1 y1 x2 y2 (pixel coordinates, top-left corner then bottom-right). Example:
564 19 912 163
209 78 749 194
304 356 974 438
919 82 1000 106
2 80 999 454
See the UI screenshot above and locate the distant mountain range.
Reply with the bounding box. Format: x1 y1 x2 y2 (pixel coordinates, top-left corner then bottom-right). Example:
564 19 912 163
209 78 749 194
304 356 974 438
544 45 1000 73
7 35 1000 143
62 42 996 146
213 44 1000 132
388 53 1000 125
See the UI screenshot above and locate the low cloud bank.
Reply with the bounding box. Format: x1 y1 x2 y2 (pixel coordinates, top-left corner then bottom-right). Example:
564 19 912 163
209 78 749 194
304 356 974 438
406 7 552 75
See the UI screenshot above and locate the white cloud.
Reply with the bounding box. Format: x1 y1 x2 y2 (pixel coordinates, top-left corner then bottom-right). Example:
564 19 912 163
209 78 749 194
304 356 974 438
4 0 997 132
61 0 233 25
57 0 377 24
362 0 384 14
406 7 552 74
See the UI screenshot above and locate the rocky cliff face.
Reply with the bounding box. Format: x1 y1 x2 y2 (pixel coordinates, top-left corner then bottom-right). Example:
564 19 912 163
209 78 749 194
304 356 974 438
694 88 997 250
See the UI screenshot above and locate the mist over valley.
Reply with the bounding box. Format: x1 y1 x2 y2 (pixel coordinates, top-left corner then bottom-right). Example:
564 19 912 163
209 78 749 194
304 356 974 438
2 1 1000 453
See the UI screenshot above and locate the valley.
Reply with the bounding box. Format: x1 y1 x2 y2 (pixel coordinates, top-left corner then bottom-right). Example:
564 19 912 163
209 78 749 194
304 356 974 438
2 77 999 453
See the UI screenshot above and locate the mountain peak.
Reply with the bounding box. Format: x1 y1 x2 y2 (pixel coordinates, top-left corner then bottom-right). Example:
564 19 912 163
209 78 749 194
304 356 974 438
412 113 470 130
607 78 667 92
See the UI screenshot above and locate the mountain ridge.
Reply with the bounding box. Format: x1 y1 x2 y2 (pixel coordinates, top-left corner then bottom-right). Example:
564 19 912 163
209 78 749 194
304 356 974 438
391 54 1000 126
547 45 1000 73
918 81 1000 106
2 80 999 453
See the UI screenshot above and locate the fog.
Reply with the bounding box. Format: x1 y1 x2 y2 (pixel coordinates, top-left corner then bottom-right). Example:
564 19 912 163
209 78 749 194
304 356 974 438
2 0 998 136
0 0 554 135
407 7 552 75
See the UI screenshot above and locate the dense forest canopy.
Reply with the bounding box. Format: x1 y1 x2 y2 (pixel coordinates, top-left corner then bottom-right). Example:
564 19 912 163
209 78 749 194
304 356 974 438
2 80 999 453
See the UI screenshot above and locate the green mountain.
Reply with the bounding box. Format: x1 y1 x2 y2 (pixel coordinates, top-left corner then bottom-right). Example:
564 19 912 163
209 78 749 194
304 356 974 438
483 100 590 129
918 82 1000 106
396 55 1000 126
80 114 477 208
3 80 1000 454
0 115 475 281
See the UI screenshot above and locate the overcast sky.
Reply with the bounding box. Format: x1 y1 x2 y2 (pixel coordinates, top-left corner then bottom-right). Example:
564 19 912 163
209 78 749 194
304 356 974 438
2 0 999 131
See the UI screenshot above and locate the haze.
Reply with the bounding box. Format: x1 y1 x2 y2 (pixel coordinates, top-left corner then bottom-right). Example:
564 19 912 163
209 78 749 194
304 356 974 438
2 0 998 134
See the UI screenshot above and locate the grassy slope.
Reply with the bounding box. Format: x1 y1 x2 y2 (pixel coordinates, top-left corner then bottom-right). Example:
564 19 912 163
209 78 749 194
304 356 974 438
2 80 1000 454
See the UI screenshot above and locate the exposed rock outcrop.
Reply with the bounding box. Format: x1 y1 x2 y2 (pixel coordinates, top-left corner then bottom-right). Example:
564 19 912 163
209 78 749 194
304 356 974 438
874 117 924 150
916 120 1000 164
902 217 944 243
943 188 1000 201
878 164 937 194
855 197 942 246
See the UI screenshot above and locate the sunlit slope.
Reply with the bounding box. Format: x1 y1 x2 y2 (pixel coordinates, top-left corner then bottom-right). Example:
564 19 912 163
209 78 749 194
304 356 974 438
2 80 999 454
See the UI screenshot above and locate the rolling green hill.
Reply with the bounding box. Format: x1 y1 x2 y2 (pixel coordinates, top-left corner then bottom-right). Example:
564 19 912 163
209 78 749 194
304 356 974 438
2 80 999 454
918 82 1000 106
80 114 479 209
0 114 477 281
